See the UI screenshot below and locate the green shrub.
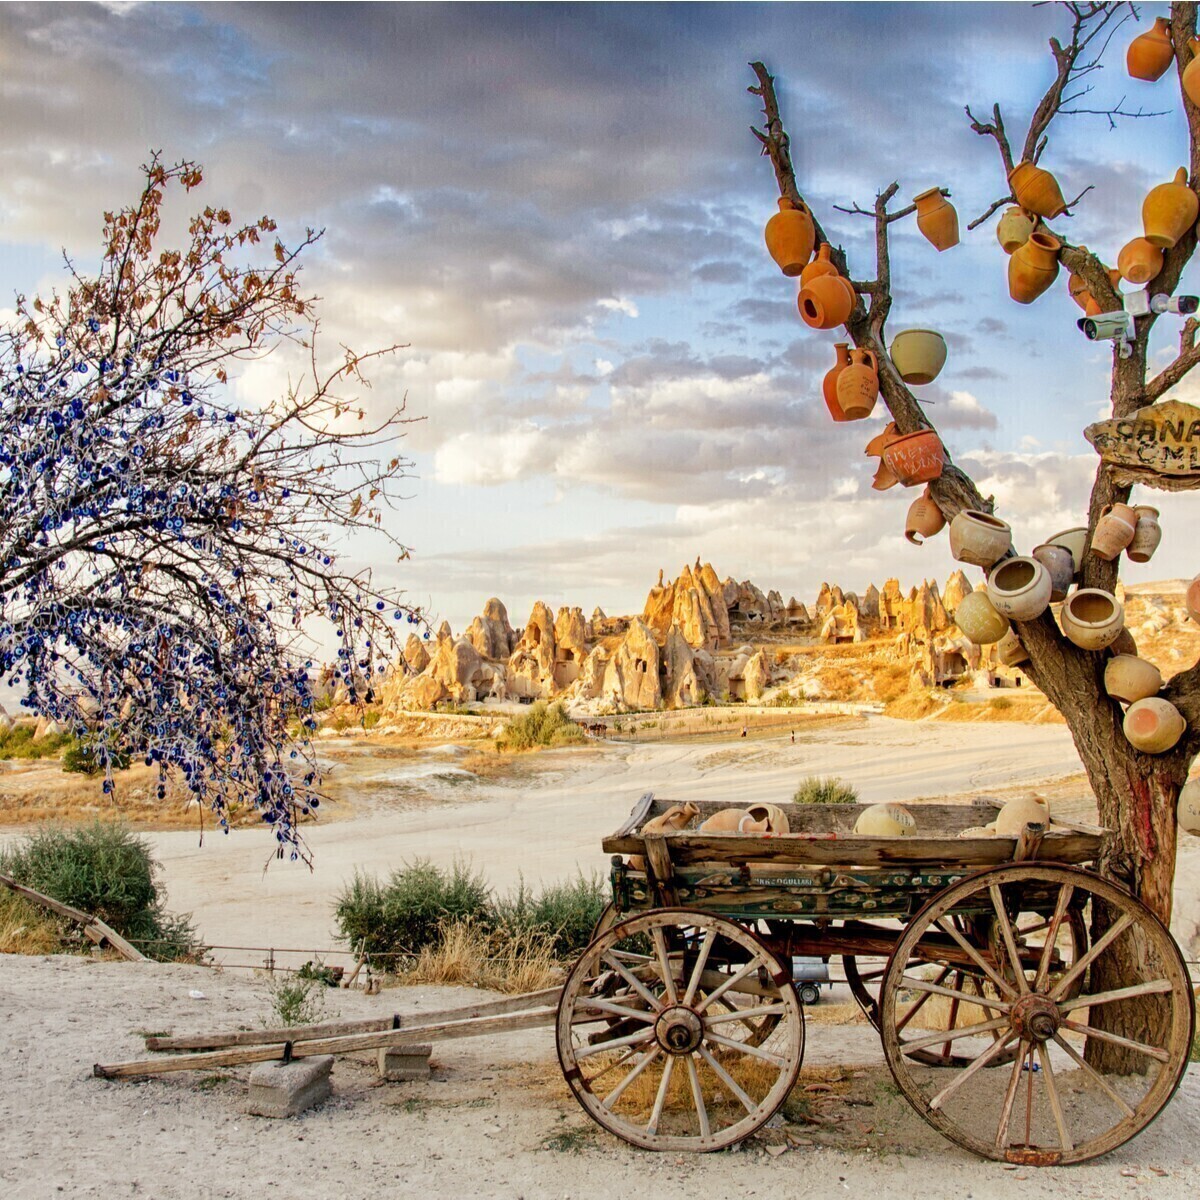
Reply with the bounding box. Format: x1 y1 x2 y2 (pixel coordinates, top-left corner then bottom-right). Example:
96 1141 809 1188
0 822 203 962
989 696 1014 711
0 725 70 760
333 859 492 957
793 775 859 805
493 873 608 958
495 702 585 751
264 974 327 1027
60 739 131 775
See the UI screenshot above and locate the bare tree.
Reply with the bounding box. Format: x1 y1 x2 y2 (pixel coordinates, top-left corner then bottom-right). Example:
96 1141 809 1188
748 1 1197 1069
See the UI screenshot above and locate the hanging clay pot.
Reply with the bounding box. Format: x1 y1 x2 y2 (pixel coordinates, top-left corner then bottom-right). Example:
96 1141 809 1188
905 486 945 545
822 343 854 422
1127 505 1162 563
1107 628 1139 659
1143 168 1199 248
1183 37 1200 107
1090 502 1138 561
853 803 916 837
996 206 1034 255
1117 236 1164 285
1008 230 1061 304
836 348 879 419
798 274 855 330
913 187 959 251
883 429 946 487
997 627 1029 668
1060 589 1125 651
1068 261 1096 313
801 242 838 286
865 422 902 492
1187 573 1200 622
746 803 790 834
987 557 1053 622
1124 697 1186 754
1179 778 1200 836
1104 654 1163 704
994 795 1050 837
955 590 1010 645
949 510 1013 568
1009 161 1068 219
764 197 816 276
1127 17 1175 81
1046 527 1088 573
1032 543 1074 603
889 329 947 385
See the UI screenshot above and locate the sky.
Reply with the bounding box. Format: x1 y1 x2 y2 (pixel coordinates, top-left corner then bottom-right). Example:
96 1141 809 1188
2 1 1199 639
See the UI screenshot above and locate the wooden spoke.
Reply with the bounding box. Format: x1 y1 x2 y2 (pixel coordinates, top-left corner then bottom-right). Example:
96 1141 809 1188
1050 1033 1135 1119
601 1045 662 1110
901 1016 1012 1055
934 916 1018 1000
682 928 715 1006
685 1053 711 1139
1033 883 1074 993
575 1026 655 1059
698 1044 758 1115
1057 978 1173 1013
895 965 952 1033
651 927 679 1004
702 1002 790 1026
1050 913 1135 1001
576 997 659 1024
989 883 1030 995
601 953 664 1012
899 975 1012 1012
704 1030 788 1067
1037 1042 1074 1153
585 1044 642 1088
694 960 760 1013
996 1041 1032 1151
1060 1019 1172 1064
646 1055 676 1135
928 1030 1019 1111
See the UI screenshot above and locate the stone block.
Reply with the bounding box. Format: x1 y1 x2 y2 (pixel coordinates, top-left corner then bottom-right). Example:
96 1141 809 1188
245 1054 333 1117
378 1043 432 1082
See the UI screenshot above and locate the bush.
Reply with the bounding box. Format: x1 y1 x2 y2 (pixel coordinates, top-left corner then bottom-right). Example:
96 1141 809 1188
264 974 327 1027
494 872 608 959
60 738 132 775
793 775 859 805
0 822 203 961
333 859 492 957
989 696 1014 711
495 701 585 751
0 725 70 760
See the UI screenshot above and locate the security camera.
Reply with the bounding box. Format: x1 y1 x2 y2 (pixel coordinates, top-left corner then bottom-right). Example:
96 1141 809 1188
1077 311 1135 341
1150 293 1200 315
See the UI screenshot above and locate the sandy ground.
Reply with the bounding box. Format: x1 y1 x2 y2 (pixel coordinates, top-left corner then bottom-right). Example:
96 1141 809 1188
135 715 1095 963
0 955 1196 1200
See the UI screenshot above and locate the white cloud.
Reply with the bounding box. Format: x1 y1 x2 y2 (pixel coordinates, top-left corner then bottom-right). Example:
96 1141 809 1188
597 297 639 319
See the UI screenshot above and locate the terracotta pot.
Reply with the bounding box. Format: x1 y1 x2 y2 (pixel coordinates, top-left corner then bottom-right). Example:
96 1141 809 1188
997 627 1029 667
798 273 854 330
629 801 697 870
1067 270 1091 312
764 197 815 276
913 187 959 251
866 422 902 492
1046 527 1088 572
1032 543 1074 602
882 429 945 487
853 803 916 837
1179 778 1200 836
905 486 945 545
994 795 1050 837
1183 38 1200 107
1090 502 1138 561
1107 628 1139 659
800 242 838 287
889 328 947 385
1188 573 1200 622
954 590 1010 645
1104 654 1163 704
986 557 1053 622
1008 230 1061 304
1128 17 1175 81
1123 697 1186 754
746 803 790 834
1126 505 1162 563
1117 236 1164 285
822 343 853 422
699 807 756 834
996 206 1034 255
836 348 879 419
1060 589 1125 651
1143 167 1199 249
949 509 1013 568
1009 161 1068 219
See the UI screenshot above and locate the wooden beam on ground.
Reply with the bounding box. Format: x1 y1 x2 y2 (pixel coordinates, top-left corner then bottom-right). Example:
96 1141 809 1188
0 872 147 962
145 986 563 1051
97 1006 559 1079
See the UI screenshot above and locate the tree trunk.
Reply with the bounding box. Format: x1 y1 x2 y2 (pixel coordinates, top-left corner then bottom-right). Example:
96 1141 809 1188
1019 614 1185 1072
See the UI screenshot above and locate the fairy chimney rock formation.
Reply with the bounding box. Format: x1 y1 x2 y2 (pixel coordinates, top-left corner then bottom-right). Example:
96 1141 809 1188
861 583 881 622
403 632 431 674
742 649 771 701
943 569 973 613
603 618 662 710
507 601 558 700
466 598 517 660
435 619 453 643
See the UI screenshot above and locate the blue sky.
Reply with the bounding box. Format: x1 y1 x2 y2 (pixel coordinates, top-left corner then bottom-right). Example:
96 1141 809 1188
2 2 1198 638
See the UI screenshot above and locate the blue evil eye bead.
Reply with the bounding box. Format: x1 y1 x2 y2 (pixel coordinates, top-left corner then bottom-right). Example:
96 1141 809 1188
88 319 100 332
376 601 384 611
56 335 65 347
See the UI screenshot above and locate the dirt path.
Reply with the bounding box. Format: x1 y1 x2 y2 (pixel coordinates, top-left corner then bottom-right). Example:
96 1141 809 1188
1 956 1196 1200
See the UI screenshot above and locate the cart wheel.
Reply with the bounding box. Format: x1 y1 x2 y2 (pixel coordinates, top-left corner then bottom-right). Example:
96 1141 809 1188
879 864 1194 1165
799 984 820 1006
556 908 804 1151
591 902 620 942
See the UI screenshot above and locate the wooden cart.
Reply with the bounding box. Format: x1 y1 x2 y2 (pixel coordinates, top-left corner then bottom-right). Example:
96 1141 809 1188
554 793 1196 1165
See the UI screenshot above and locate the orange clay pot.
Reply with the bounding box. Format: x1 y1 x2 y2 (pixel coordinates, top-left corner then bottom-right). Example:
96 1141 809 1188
905 486 945 544
822 343 853 422
836 348 879 420
1009 160 1068 219
996 206 1034 255
1117 236 1164 285
1143 167 1199 248
913 187 959 251
798 273 855 330
1127 17 1175 82
882 428 946 487
800 242 838 287
764 197 815 276
1184 38 1200 106
1008 229 1061 304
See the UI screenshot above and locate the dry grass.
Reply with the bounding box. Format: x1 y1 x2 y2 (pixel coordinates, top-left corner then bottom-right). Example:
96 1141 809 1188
935 695 1065 725
0 889 64 955
397 921 563 994
883 691 947 720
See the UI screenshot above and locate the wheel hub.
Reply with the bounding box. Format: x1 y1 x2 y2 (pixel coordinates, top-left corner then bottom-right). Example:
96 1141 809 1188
1009 992 1061 1042
655 1005 704 1055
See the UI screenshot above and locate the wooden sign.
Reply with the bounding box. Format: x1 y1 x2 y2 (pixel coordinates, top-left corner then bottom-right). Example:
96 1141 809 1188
1084 399 1200 491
